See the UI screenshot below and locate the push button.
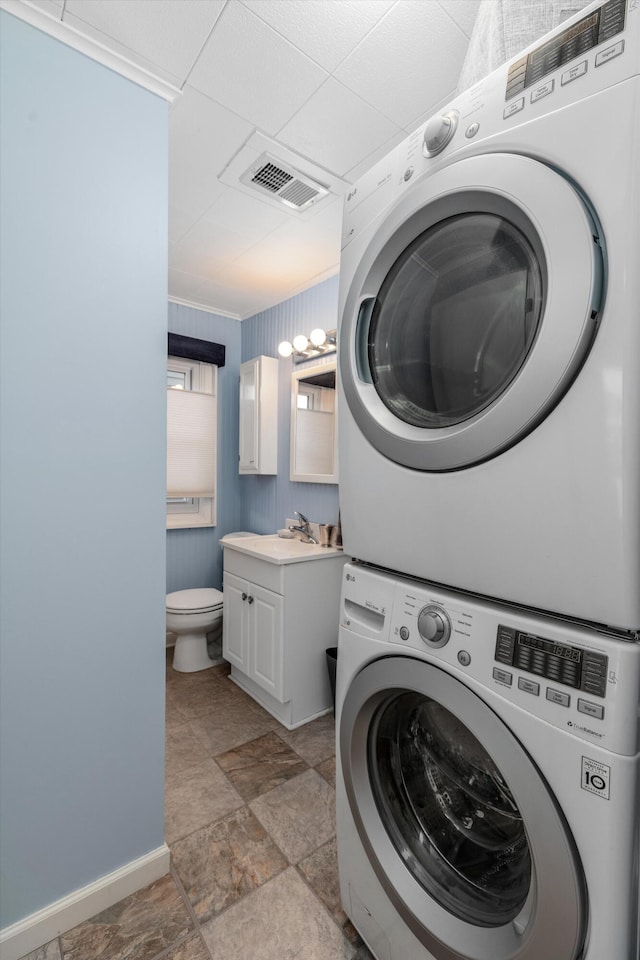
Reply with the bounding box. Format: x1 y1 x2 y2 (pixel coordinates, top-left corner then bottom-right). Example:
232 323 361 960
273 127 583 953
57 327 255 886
493 667 513 685
595 39 625 67
399 626 409 641
546 688 570 707
561 60 587 86
578 699 605 720
503 98 524 119
518 678 540 696
531 80 554 103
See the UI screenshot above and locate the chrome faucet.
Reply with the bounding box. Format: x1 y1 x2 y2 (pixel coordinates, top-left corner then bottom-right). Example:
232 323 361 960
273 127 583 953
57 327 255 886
289 511 319 544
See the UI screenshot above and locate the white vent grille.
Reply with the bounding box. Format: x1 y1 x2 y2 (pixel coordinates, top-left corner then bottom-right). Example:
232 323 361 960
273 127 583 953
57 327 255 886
241 153 329 211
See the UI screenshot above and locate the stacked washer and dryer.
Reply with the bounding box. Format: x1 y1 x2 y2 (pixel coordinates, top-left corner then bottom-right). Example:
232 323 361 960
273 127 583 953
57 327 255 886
334 2 640 959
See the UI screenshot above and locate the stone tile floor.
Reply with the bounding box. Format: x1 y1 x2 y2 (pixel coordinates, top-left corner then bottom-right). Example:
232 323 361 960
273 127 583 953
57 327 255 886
22 655 375 960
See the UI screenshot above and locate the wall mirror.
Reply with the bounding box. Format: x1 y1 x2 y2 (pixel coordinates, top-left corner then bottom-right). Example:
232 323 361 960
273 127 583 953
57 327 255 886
290 360 338 484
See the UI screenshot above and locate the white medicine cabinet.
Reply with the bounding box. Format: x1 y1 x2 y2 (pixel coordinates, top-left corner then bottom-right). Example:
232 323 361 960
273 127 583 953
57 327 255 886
239 355 278 475
290 360 338 484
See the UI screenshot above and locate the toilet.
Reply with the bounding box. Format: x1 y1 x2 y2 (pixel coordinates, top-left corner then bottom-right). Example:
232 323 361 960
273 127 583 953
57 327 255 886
166 587 224 673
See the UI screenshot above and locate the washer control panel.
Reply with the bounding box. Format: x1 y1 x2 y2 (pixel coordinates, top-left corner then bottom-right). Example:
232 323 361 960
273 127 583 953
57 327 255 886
495 625 608 698
341 563 640 756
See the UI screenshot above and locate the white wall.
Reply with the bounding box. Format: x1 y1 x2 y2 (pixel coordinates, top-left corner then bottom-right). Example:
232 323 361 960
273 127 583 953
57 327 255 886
0 11 168 936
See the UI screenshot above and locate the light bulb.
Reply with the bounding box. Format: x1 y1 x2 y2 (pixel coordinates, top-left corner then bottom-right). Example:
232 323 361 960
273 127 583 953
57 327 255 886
310 328 326 347
278 340 293 358
293 334 309 353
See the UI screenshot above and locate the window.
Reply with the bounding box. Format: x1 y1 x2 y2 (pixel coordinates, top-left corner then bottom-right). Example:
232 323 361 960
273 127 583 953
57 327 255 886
167 356 217 529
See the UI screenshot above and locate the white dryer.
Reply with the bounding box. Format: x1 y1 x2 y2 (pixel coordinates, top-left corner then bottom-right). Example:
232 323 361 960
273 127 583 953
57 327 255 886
336 562 640 960
337 0 640 632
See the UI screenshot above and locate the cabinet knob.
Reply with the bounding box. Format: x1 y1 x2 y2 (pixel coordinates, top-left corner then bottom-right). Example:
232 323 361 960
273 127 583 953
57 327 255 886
248 595 254 604
242 592 248 601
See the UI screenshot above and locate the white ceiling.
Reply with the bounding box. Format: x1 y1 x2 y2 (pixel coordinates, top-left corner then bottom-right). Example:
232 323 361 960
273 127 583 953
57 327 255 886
26 0 481 319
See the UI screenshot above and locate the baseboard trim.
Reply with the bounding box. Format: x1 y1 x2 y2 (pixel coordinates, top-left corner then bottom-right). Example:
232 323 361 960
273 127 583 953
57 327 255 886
0 843 170 960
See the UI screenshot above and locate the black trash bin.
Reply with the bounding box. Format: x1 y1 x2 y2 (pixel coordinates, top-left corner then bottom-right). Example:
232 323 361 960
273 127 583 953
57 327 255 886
325 647 338 716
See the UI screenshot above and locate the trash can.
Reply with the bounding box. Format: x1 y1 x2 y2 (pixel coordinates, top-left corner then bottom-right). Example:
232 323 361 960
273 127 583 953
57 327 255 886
325 647 338 716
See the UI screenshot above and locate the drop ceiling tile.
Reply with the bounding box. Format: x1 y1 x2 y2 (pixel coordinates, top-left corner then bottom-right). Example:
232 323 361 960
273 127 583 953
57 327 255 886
277 78 402 177
170 218 256 277
334 0 469 129
203 188 290 241
439 0 482 38
169 204 202 245
168 267 207 304
240 0 395 72
195 279 265 318
234 199 342 287
188 2 329 134
169 85 253 216
64 0 225 82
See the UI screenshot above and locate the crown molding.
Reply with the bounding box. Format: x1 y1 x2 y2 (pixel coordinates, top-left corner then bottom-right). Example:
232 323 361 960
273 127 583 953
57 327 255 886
168 296 242 322
0 0 181 103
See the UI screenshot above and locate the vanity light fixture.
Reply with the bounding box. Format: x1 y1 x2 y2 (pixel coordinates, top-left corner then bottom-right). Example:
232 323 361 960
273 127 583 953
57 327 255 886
278 328 337 363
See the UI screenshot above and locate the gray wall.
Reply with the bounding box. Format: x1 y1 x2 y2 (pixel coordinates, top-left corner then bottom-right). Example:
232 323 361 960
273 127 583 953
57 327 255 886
0 13 168 929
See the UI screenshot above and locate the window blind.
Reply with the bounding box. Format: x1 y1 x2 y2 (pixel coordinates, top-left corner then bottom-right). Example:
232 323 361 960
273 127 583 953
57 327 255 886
167 389 216 498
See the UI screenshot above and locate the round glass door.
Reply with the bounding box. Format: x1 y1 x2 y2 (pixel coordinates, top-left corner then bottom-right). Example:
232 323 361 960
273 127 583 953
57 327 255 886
370 691 531 927
369 213 544 429
339 153 604 471
340 657 586 959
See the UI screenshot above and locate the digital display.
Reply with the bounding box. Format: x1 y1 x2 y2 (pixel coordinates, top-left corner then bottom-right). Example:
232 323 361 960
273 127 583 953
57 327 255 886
517 633 582 663
494 624 608 698
506 0 626 100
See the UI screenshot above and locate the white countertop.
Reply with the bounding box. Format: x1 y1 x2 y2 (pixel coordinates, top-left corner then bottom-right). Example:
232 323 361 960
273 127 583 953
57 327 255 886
221 533 344 565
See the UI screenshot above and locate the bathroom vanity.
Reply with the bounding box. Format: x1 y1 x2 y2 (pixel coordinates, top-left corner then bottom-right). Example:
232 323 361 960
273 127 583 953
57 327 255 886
221 534 348 728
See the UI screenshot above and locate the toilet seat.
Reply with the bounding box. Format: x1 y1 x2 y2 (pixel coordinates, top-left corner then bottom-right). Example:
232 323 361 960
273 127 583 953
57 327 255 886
166 588 223 615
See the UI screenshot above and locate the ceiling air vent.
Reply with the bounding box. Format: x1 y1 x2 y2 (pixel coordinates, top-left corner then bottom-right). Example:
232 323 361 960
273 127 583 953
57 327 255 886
240 153 329 211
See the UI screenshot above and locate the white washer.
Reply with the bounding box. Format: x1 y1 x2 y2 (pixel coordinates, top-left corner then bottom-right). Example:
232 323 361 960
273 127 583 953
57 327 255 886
336 562 640 960
337 0 640 632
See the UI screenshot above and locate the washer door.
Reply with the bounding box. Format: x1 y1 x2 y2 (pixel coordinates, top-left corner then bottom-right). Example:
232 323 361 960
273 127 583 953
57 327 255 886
340 657 586 960
339 153 604 470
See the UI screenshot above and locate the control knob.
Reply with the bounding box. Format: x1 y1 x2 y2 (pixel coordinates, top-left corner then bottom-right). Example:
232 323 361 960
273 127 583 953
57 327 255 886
417 604 452 648
423 110 459 157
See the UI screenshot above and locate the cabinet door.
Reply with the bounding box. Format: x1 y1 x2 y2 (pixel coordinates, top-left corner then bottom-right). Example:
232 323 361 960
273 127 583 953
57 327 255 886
223 572 249 672
249 583 283 700
239 360 259 473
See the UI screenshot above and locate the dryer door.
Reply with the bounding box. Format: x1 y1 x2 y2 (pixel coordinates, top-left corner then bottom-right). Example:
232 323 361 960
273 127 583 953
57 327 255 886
340 657 586 960
339 153 604 470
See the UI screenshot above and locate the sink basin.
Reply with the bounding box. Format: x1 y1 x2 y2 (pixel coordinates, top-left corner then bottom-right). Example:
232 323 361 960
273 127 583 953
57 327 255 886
221 534 342 564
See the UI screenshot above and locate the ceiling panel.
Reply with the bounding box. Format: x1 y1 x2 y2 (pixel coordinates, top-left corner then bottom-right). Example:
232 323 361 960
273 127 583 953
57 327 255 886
277 77 402 178
439 0 482 38
240 0 395 72
187 2 329 135
64 0 226 82
21 0 485 318
168 85 253 216
334 0 470 129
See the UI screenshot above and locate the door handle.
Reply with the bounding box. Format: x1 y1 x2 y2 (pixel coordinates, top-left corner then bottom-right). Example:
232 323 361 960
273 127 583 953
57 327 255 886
242 592 247 601
247 595 254 604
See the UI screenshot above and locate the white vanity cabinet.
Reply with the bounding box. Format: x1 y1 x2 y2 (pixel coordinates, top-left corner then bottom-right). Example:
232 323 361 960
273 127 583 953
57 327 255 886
223 572 283 701
222 536 348 728
239 355 278 475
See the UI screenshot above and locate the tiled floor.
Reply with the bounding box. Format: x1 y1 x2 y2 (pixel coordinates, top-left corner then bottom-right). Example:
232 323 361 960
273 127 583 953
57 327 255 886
22 654 374 960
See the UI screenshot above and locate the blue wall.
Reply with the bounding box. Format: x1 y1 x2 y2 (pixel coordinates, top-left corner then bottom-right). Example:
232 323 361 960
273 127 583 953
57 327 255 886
167 277 341 593
240 276 341 535
167 303 242 593
0 13 168 930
